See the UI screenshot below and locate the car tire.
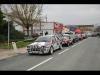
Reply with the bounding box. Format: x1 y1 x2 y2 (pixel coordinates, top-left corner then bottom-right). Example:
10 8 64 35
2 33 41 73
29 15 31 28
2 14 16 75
67 43 70 47
71 41 74 45
48 46 54 55
28 52 33 55
59 43 63 50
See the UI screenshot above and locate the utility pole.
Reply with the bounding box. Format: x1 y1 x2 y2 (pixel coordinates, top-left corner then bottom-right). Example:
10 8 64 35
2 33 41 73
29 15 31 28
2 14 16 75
8 20 10 50
39 17 43 36
46 14 47 22
3 17 10 50
40 17 41 31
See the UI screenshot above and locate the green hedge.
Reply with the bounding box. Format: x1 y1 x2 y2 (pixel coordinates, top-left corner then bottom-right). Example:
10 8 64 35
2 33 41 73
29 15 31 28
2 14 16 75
0 35 7 42
0 37 37 49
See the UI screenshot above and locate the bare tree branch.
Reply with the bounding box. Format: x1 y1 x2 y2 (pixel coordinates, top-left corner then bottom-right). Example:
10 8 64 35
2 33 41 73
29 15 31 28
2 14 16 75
2 4 43 36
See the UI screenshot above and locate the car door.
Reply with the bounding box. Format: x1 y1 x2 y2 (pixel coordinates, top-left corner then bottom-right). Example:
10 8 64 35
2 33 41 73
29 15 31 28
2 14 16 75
68 36 71 43
69 35 73 43
52 36 59 50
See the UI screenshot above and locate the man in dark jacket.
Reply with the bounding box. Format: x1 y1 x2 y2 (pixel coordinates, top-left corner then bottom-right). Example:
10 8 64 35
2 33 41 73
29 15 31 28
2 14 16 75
45 31 48 35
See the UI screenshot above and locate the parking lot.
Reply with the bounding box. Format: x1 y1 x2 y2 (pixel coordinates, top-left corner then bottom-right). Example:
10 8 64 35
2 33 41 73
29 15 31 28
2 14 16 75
0 37 100 70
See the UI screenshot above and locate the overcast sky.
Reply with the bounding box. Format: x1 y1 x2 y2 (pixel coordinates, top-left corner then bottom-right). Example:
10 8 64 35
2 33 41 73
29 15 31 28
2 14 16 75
42 4 100 25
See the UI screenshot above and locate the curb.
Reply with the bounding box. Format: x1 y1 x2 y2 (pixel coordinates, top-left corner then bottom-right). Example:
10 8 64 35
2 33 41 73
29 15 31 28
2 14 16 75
0 52 27 61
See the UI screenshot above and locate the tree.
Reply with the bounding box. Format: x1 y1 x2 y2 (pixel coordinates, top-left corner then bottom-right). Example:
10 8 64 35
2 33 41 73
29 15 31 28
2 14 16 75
0 20 24 42
0 6 24 42
0 8 6 42
2 4 43 37
0 7 5 27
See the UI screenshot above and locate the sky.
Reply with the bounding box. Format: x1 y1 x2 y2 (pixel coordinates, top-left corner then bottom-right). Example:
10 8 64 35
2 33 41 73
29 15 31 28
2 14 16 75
2 4 100 31
42 4 100 25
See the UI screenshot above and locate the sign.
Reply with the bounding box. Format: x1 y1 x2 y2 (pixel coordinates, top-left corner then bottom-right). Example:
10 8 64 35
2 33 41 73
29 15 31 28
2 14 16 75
12 42 18 53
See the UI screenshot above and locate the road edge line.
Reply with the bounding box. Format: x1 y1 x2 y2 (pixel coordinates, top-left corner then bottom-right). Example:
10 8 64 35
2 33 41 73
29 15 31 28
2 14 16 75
58 49 69 55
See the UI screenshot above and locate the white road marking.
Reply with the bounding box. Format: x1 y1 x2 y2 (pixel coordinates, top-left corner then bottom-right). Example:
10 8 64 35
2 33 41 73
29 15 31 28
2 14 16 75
58 49 70 55
27 57 53 71
71 44 78 48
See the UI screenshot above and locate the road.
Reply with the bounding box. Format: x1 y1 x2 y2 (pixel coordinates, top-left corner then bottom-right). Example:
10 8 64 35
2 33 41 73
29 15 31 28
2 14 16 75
0 37 100 71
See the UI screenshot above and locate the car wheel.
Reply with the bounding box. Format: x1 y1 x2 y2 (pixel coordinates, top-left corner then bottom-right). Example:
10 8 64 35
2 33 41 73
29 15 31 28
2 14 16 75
71 41 74 45
28 52 33 55
48 46 54 55
67 43 70 47
59 43 63 50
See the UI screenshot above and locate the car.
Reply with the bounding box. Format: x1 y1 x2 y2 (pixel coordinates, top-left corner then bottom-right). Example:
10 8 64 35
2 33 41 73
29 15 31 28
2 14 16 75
81 33 87 39
76 33 83 41
27 35 63 55
62 34 73 46
86 32 92 37
74 33 80 42
65 31 77 43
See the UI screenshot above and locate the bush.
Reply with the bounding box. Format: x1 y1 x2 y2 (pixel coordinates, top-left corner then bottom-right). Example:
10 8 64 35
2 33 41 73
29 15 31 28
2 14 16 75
0 37 37 49
10 30 25 40
0 35 7 42
23 37 37 42
15 38 37 48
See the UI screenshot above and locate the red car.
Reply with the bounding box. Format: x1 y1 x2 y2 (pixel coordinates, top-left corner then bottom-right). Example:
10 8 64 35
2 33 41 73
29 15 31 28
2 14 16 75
62 34 73 47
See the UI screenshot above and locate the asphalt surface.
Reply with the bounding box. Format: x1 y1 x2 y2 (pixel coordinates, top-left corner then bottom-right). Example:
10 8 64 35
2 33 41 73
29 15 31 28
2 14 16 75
0 37 100 71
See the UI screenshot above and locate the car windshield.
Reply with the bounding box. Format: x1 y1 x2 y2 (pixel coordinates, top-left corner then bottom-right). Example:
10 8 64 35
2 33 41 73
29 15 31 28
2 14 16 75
35 36 51 42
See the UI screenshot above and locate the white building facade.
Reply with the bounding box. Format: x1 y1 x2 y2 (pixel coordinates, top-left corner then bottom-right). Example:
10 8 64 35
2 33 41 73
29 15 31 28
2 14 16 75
15 21 64 36
23 22 63 36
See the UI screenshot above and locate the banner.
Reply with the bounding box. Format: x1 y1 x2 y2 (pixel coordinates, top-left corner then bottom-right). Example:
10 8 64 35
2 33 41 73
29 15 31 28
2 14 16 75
54 22 64 33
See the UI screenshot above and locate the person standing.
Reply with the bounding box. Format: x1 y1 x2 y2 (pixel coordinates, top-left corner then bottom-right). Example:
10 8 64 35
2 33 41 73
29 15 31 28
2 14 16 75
45 31 48 35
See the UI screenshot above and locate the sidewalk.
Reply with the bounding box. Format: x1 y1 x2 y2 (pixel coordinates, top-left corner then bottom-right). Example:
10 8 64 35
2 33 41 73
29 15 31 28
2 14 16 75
0 47 27 60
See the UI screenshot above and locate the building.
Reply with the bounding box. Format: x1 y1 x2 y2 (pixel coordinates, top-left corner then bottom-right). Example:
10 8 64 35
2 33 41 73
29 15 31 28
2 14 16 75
65 25 94 32
22 21 64 36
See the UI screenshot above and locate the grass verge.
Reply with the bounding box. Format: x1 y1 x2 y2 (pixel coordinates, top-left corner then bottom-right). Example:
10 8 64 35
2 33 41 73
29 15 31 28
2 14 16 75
0 38 37 49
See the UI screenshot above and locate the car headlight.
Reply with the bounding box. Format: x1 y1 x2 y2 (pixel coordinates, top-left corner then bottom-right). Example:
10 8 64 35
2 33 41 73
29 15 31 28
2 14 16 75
27 46 30 48
27 45 33 49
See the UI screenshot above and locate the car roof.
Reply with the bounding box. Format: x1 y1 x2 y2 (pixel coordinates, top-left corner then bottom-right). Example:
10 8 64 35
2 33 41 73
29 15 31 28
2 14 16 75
41 35 54 38
63 34 69 35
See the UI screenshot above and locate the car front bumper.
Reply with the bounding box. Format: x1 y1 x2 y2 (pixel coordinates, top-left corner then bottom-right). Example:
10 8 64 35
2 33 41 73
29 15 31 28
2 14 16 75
27 46 50 54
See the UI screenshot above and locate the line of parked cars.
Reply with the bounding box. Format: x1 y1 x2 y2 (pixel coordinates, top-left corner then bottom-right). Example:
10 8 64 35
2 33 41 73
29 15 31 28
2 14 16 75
27 31 88 55
62 31 87 47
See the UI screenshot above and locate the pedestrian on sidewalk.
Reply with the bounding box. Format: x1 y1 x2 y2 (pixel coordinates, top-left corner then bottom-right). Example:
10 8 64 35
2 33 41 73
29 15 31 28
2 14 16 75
45 31 48 35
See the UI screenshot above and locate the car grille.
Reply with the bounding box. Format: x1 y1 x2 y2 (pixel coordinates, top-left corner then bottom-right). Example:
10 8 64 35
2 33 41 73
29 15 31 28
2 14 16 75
31 45 41 51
